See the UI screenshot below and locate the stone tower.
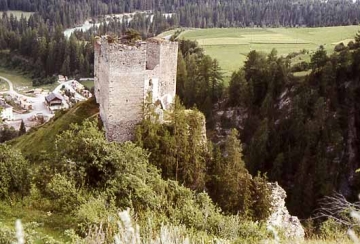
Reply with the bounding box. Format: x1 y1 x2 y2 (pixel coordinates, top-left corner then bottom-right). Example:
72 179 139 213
94 37 178 142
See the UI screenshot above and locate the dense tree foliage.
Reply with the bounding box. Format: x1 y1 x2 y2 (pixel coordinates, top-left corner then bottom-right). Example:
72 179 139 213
176 40 224 121
0 144 30 199
0 13 94 85
2 0 360 86
1 119 272 242
218 35 360 218
136 99 271 219
2 0 360 29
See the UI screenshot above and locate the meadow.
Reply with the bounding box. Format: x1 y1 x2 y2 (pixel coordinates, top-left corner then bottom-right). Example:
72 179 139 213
176 26 360 77
0 10 34 19
0 67 58 94
0 67 33 91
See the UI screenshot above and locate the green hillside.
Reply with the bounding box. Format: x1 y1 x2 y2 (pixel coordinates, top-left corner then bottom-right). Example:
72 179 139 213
9 98 99 159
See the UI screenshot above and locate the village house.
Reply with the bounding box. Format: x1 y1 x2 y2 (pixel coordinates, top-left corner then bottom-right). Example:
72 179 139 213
19 97 33 110
58 75 67 83
45 92 64 111
0 100 14 121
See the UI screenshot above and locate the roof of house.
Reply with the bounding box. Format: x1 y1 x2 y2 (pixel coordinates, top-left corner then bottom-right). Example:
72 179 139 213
45 93 63 103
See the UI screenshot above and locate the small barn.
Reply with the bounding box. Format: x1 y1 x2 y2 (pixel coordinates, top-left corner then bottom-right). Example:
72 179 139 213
45 93 64 110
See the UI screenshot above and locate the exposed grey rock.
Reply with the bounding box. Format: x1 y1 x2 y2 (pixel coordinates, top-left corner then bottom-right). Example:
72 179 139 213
267 182 305 240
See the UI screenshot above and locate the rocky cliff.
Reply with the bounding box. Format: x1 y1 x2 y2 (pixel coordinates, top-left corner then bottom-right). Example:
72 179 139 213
267 182 305 240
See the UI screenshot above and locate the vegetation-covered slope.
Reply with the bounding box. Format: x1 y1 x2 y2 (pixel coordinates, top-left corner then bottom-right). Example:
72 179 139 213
0 103 273 243
9 97 99 159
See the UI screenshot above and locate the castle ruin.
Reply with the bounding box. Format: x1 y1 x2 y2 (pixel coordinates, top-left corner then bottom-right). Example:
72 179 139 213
94 37 178 142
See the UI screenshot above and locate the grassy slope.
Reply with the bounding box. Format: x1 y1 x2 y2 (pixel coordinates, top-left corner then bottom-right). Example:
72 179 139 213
0 66 59 93
2 99 98 242
0 66 32 91
178 26 360 77
9 97 99 159
0 202 75 242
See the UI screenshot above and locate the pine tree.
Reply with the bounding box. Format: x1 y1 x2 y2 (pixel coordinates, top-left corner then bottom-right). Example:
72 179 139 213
61 55 71 77
18 120 26 136
216 129 253 215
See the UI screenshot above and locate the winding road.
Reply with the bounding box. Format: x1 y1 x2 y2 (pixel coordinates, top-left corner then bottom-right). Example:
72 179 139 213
0 75 54 122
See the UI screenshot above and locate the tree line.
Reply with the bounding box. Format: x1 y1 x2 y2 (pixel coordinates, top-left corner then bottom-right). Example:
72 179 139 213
2 0 360 86
0 13 94 85
2 0 360 29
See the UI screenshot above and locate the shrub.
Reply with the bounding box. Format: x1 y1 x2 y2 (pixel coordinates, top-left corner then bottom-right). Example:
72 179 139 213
75 195 116 228
44 174 84 213
318 219 348 240
334 43 347 52
0 223 14 244
0 144 30 199
291 61 310 72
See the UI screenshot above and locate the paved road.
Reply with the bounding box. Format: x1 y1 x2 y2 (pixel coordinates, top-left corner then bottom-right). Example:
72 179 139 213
0 76 90 130
0 75 54 123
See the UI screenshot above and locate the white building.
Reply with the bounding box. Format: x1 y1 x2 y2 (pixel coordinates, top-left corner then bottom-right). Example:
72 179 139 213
0 101 14 121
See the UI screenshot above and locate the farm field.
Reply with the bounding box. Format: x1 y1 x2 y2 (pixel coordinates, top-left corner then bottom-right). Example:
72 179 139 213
0 67 57 93
0 67 33 92
177 26 360 77
0 10 34 19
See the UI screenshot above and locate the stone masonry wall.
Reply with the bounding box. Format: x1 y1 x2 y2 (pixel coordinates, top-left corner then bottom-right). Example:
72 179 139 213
94 37 178 142
94 40 110 130
159 41 178 99
146 41 160 70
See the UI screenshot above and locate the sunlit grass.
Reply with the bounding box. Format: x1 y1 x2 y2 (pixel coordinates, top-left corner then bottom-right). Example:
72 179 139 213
177 26 360 76
0 11 34 19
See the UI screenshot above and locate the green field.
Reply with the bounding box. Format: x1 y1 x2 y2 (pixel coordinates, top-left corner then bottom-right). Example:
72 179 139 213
0 67 59 93
177 26 360 76
0 10 34 19
0 67 33 92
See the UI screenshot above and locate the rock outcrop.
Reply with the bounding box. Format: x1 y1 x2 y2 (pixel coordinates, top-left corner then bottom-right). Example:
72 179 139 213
267 182 305 240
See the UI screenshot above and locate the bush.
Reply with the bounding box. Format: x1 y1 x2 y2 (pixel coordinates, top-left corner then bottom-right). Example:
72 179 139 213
318 219 348 240
0 223 14 244
291 61 310 72
334 43 347 52
44 174 84 213
76 195 116 228
0 144 30 199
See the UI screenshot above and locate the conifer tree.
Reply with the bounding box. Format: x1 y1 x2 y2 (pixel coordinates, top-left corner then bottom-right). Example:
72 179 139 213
18 120 26 136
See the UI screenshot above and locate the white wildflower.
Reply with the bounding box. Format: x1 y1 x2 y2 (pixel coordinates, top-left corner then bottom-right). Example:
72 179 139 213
15 219 25 244
348 229 360 244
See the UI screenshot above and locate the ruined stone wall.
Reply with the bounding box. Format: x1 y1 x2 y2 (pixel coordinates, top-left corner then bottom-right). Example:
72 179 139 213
145 38 178 109
159 41 178 106
107 44 146 141
146 41 160 70
94 40 111 130
94 37 178 142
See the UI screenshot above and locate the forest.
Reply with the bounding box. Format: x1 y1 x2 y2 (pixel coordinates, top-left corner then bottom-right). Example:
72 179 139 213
2 0 360 28
172 35 360 220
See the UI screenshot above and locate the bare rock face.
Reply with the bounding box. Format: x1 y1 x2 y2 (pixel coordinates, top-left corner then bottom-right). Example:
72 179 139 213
267 182 305 240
